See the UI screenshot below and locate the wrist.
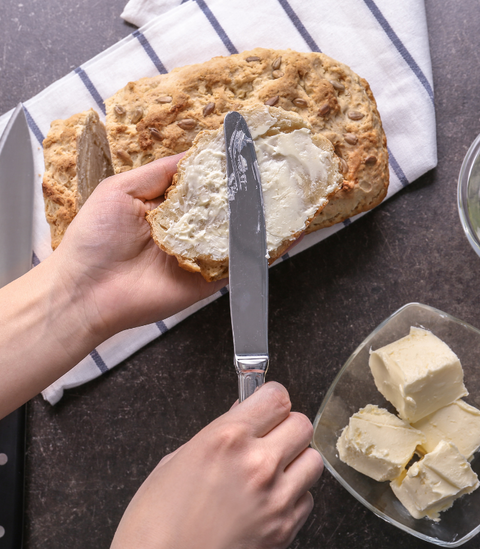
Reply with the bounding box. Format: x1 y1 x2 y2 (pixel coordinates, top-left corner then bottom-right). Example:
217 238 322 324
47 248 115 346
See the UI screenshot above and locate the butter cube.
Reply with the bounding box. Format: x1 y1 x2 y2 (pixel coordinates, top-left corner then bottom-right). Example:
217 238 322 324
413 400 480 460
337 404 425 482
369 327 468 423
390 440 479 521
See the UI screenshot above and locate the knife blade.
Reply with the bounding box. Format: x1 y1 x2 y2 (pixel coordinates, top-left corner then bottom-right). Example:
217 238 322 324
224 112 269 402
0 103 34 549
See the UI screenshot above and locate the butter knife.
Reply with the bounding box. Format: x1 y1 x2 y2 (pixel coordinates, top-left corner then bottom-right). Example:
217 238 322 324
224 112 269 402
0 103 34 549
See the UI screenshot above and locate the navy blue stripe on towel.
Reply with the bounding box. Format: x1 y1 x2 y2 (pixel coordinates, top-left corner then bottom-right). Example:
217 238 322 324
196 0 238 54
90 348 109 373
276 0 321 53
23 106 45 146
388 147 409 187
156 320 169 334
362 0 434 103
74 67 106 115
32 251 41 267
133 30 168 74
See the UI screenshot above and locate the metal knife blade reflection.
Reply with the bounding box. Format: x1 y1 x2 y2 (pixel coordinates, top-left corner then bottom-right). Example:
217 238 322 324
0 103 34 549
0 104 34 287
224 112 269 402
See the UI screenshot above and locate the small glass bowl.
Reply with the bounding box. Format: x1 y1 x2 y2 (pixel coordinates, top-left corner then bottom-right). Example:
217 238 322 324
458 133 480 258
312 303 480 547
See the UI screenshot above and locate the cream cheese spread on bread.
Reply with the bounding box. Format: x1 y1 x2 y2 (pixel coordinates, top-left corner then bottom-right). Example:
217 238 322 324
147 105 343 280
163 131 228 259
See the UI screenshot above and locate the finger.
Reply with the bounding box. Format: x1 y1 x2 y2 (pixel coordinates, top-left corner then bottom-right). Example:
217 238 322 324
110 153 186 200
262 411 314 468
273 491 315 549
284 447 324 501
228 381 292 438
287 491 315 543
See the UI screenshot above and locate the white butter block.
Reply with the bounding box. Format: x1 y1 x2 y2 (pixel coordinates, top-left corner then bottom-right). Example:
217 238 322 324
390 440 479 521
413 399 480 460
369 327 468 423
337 404 425 482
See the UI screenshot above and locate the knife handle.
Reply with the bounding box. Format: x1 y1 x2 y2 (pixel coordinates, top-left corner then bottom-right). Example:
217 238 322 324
238 370 266 402
235 355 269 402
0 406 25 549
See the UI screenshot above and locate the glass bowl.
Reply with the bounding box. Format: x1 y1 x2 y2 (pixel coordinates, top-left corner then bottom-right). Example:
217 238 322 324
312 303 480 547
458 133 480 258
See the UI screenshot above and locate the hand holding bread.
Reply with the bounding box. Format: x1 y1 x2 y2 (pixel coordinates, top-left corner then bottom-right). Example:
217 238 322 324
56 154 227 336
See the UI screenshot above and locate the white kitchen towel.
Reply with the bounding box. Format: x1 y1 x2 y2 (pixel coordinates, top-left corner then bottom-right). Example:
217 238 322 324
0 0 436 404
121 0 183 27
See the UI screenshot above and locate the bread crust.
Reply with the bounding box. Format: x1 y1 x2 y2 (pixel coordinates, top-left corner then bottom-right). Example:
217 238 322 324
106 47 388 231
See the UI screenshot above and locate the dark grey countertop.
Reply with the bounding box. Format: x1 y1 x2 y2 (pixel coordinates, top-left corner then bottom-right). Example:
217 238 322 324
2 1 480 547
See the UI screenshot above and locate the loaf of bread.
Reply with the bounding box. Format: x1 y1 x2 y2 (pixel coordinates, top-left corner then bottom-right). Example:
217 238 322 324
146 105 343 281
105 47 388 231
42 48 389 254
42 109 114 249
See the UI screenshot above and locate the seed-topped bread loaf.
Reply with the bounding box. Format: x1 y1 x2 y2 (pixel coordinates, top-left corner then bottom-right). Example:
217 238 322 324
42 48 388 252
146 105 344 281
42 109 114 249
105 47 388 231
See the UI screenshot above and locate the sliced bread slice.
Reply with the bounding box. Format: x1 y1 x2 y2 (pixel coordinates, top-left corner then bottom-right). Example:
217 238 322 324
146 105 343 281
42 109 114 249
